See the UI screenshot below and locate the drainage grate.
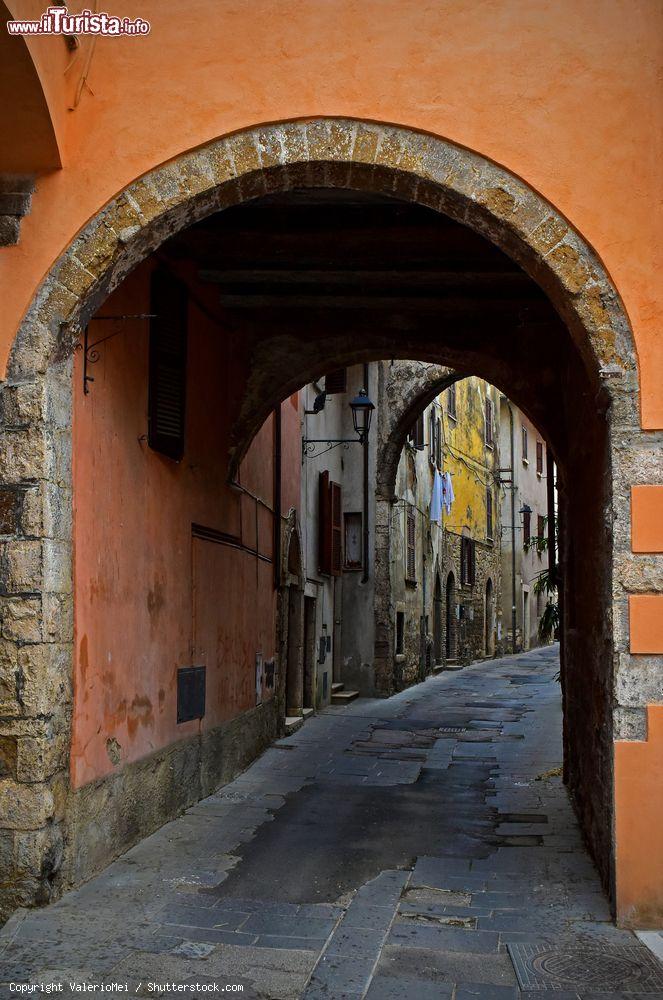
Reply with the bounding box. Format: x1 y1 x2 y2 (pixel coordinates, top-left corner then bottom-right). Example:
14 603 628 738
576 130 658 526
508 941 663 993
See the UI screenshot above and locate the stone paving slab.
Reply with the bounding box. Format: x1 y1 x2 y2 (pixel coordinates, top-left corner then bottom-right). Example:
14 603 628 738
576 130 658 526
1 646 662 999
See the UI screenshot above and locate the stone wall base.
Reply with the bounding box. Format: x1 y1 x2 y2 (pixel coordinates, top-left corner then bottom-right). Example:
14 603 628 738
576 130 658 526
63 700 279 890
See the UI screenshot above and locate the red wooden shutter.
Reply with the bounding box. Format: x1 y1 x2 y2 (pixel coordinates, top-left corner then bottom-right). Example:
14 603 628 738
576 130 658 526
318 470 332 574
331 481 342 576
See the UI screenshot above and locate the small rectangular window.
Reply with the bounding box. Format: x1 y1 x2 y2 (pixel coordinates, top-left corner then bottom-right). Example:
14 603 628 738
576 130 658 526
447 382 457 420
148 269 188 461
522 425 528 462
408 412 425 450
344 512 362 570
406 505 416 581
396 611 405 655
486 488 493 540
460 536 476 585
325 369 347 394
536 441 544 475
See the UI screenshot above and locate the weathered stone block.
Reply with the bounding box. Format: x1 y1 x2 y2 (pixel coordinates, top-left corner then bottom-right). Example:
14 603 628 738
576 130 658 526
17 643 72 717
0 779 54 829
0 736 17 778
0 427 47 483
0 215 21 245
43 592 73 641
0 540 42 594
73 218 120 275
19 485 44 538
226 133 261 176
17 729 66 782
44 427 72 487
41 483 71 540
7 319 55 379
2 381 45 427
0 488 20 534
42 540 72 594
2 596 43 643
15 822 64 877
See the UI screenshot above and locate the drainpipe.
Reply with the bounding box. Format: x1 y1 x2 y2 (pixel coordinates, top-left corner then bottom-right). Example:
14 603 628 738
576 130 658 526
362 362 370 584
273 403 282 590
507 401 517 654
546 444 556 588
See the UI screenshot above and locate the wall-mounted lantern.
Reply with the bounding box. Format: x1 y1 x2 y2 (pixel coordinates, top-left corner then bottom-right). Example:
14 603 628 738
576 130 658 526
302 387 375 459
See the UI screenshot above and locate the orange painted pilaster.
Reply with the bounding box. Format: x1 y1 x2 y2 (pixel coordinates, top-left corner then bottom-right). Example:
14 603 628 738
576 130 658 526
631 486 663 553
629 595 663 655
615 705 663 927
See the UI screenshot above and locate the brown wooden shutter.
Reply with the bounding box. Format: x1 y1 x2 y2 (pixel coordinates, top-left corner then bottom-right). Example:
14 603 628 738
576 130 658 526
470 539 476 584
536 441 544 474
331 481 343 576
325 369 347 394
406 506 416 579
148 269 188 460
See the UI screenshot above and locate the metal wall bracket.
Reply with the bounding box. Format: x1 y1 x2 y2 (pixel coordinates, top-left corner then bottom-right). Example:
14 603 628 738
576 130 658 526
79 314 156 394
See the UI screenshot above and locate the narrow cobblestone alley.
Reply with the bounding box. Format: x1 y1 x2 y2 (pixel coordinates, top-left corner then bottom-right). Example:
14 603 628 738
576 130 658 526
2 647 662 999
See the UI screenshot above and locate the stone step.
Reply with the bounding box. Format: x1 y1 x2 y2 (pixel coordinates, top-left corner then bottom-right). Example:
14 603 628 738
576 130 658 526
331 689 359 704
284 715 304 735
302 707 314 719
331 682 344 693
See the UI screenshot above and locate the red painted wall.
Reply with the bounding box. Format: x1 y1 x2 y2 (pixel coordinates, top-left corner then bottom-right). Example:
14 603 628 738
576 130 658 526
71 258 300 788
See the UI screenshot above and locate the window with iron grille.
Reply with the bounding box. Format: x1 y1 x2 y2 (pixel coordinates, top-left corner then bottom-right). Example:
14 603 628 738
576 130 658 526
325 369 347 394
486 488 493 540
460 536 476 585
522 425 528 462
536 441 544 475
408 411 425 450
523 507 532 546
485 397 494 447
148 269 188 460
447 382 457 419
406 505 416 581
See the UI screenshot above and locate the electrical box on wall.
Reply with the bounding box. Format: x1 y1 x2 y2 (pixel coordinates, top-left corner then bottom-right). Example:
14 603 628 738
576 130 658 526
177 666 206 723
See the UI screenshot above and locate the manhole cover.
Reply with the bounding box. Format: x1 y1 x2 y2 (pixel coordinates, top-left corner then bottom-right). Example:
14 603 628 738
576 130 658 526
508 942 663 992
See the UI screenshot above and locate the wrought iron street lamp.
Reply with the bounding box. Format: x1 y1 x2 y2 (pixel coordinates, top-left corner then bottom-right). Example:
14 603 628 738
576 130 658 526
302 387 375 458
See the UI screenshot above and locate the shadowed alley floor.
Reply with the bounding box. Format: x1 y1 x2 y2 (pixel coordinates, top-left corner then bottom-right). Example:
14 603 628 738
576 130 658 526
2 645 663 998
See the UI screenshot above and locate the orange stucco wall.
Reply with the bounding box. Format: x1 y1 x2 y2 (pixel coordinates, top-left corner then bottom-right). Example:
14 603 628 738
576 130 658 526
1 0 662 426
71 258 300 788
615 706 663 926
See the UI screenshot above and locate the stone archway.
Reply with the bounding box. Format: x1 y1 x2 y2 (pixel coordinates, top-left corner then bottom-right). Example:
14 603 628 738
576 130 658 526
0 118 651 924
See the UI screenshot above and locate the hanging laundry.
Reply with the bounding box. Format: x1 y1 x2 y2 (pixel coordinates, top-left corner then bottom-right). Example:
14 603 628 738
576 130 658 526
430 468 443 523
442 471 455 515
